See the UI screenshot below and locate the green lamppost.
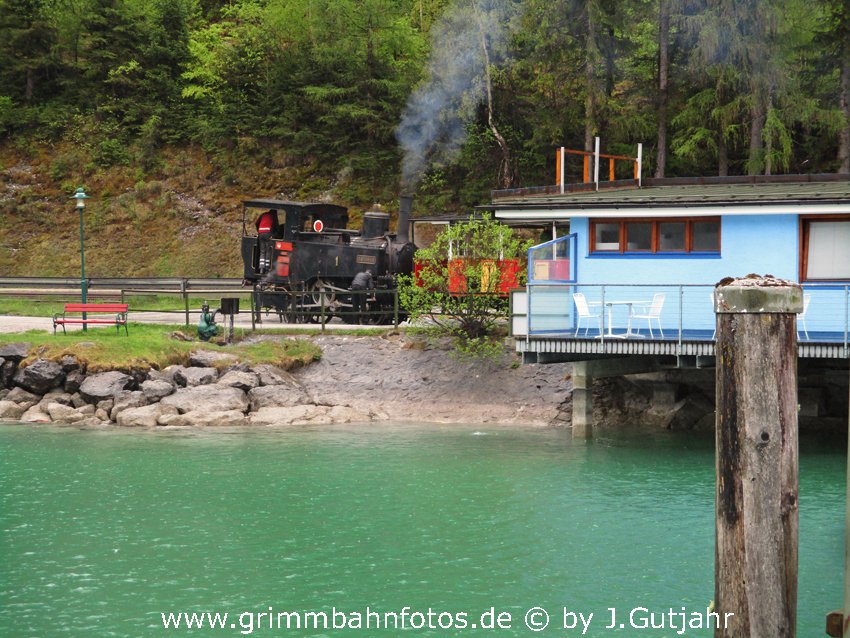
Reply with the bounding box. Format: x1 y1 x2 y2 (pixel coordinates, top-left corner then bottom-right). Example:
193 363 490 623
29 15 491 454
71 187 90 330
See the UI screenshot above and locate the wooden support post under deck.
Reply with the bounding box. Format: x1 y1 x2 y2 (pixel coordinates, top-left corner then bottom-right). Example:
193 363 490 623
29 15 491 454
569 358 660 439
572 361 593 439
714 279 803 638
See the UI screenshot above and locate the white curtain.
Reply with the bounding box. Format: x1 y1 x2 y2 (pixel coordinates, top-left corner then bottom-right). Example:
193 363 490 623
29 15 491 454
807 221 850 279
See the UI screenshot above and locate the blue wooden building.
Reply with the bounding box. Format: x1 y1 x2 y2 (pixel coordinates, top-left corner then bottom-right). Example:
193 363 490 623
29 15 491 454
489 175 850 362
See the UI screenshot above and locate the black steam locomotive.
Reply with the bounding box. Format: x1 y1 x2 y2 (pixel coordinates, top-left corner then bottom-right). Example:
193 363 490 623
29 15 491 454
241 196 416 323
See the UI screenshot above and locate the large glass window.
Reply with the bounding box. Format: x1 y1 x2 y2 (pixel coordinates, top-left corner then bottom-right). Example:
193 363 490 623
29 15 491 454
590 218 720 254
594 222 620 251
625 222 652 251
658 222 686 251
692 221 720 252
804 219 850 280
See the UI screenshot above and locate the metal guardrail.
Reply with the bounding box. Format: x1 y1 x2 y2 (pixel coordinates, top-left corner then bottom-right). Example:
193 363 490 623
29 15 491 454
0 277 404 331
0 277 246 328
0 277 82 288
0 277 244 290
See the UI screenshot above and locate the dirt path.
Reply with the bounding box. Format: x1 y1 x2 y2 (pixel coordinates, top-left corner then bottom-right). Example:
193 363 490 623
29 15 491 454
0 313 383 333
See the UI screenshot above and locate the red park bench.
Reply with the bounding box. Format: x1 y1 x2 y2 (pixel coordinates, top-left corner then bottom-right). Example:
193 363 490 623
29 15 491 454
53 303 129 335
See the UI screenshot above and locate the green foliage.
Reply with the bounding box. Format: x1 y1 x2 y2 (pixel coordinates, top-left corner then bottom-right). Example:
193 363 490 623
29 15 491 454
0 0 848 200
398 214 530 358
49 150 83 181
93 138 130 167
0 96 14 134
762 106 793 174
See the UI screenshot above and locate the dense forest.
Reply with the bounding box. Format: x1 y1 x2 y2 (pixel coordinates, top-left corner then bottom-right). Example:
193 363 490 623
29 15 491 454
1 0 850 275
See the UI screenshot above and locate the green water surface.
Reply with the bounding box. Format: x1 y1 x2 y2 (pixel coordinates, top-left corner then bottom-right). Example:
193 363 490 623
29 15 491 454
0 424 844 637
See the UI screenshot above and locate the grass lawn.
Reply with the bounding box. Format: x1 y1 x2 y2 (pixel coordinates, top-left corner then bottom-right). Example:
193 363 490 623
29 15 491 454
0 323 322 372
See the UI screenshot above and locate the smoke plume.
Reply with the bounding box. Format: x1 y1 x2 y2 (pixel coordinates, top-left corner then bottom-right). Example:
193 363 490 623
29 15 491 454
396 0 514 193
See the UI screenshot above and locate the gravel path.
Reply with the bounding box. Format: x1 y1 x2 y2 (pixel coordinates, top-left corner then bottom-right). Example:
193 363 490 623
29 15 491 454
0 313 380 333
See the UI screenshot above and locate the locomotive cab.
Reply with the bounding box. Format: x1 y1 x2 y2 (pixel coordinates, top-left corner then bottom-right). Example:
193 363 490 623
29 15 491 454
242 199 351 281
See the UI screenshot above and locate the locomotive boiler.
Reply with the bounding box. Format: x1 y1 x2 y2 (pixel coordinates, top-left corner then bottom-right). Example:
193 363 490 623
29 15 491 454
241 196 416 323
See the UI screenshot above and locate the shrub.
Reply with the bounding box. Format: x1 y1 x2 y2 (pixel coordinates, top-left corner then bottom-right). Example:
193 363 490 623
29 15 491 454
93 138 131 167
398 213 531 358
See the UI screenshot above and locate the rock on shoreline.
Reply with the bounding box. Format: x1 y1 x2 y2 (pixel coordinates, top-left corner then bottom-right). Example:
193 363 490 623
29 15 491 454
0 335 573 429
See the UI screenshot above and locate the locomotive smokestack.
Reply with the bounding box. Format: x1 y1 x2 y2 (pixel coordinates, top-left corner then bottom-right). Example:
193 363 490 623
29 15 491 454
397 195 412 244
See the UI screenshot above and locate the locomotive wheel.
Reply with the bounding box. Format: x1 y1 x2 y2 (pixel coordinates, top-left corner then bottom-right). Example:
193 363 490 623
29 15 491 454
282 308 303 323
309 279 337 306
367 293 395 325
275 291 300 323
293 287 315 323
308 279 338 323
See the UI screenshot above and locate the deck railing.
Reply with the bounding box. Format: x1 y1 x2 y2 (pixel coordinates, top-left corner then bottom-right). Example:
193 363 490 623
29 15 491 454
511 282 850 352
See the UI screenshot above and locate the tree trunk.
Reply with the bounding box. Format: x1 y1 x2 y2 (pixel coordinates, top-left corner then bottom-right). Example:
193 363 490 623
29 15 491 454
718 133 729 176
765 103 774 176
479 28 513 189
584 2 599 157
839 47 850 173
655 0 670 178
25 67 34 103
716 75 729 176
604 25 615 98
748 94 766 176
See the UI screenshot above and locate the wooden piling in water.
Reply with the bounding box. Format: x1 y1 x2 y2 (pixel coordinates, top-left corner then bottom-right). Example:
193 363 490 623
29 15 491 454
714 277 803 638
826 368 850 638
838 374 850 638
571 361 593 439
827 369 850 637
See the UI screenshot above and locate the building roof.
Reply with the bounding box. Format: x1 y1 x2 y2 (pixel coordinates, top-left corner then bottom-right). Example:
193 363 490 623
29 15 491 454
412 214 569 228
486 174 850 219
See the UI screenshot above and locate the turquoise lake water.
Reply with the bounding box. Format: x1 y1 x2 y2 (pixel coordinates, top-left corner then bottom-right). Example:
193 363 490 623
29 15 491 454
0 423 844 637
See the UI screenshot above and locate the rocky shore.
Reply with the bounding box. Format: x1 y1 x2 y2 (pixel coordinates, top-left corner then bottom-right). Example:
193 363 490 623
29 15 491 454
0 335 574 428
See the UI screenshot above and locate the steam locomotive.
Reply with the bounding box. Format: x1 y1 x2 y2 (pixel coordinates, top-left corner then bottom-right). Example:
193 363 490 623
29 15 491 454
240 196 416 323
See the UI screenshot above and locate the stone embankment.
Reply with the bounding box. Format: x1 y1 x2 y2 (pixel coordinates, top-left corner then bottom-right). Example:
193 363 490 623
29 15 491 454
0 336 574 428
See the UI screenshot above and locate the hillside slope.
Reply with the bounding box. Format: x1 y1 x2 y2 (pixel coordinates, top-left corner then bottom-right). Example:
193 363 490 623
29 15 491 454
0 143 409 278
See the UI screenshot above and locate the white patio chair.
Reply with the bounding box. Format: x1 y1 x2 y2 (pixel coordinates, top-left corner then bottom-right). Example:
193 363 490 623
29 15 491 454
629 293 665 338
573 293 602 337
711 292 716 340
798 293 811 340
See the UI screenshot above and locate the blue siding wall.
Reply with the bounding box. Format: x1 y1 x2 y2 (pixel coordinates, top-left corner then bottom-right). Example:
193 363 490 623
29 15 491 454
562 214 801 333
573 214 799 284
525 214 848 337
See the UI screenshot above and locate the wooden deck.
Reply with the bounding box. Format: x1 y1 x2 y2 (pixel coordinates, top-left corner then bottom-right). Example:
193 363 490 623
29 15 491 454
516 331 850 362
510 285 850 363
